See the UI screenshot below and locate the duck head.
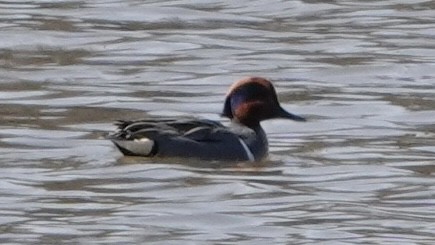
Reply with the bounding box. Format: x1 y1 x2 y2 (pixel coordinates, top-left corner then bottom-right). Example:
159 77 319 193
222 77 305 127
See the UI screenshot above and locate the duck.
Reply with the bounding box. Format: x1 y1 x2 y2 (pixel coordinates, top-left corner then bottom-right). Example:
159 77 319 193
109 77 305 161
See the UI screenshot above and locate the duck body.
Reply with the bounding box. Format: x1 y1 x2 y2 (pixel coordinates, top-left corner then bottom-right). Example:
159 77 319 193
110 118 267 161
109 77 305 162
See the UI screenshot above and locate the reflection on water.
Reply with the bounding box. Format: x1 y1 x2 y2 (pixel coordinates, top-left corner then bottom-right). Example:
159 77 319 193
1 0 434 244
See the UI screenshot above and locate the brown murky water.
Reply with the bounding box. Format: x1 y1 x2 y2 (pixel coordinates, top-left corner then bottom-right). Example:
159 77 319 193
1 0 434 244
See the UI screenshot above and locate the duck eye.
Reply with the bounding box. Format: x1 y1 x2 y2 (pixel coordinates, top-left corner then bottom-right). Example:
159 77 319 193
230 86 256 109
230 91 245 112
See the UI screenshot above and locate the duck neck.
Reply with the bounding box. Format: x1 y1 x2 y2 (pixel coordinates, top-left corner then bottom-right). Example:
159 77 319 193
231 120 268 161
232 118 261 130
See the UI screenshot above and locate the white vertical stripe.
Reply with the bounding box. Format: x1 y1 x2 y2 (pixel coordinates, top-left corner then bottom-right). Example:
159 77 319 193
238 139 255 162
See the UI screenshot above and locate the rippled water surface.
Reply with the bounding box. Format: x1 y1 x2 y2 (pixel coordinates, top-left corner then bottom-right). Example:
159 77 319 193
1 0 435 244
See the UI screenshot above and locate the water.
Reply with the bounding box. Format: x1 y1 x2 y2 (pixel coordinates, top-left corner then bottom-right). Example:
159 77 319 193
1 0 434 244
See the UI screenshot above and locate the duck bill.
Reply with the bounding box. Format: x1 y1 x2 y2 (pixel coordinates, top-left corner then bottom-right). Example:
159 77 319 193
277 107 306 122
